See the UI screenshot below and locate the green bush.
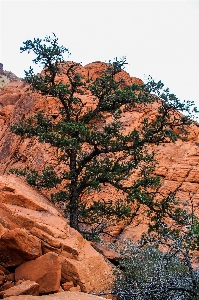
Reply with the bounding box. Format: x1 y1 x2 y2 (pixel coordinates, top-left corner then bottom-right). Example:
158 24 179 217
113 242 199 300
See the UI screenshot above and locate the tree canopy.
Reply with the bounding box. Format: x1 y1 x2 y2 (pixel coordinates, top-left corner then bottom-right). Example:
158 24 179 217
10 34 197 239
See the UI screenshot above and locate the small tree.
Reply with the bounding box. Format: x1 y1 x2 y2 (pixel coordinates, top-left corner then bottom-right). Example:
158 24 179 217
10 34 197 238
113 242 199 300
112 210 199 300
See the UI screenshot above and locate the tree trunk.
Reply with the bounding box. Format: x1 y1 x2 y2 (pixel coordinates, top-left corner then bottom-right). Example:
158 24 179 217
70 196 79 231
69 149 79 231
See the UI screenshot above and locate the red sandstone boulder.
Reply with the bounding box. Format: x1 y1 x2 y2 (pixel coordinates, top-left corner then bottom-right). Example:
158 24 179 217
0 228 42 267
0 280 40 298
0 265 15 292
62 281 74 291
15 252 61 294
1 281 15 291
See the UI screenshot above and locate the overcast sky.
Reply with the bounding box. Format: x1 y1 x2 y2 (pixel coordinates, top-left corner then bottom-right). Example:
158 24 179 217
1 0 199 109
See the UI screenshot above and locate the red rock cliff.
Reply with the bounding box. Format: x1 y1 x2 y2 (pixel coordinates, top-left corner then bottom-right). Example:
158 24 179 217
0 61 199 241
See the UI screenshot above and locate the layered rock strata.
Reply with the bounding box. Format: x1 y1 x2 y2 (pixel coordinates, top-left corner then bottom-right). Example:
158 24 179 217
0 175 114 297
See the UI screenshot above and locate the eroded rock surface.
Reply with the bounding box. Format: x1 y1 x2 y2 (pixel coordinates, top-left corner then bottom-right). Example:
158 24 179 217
0 62 199 234
0 280 40 298
15 252 61 294
0 174 114 295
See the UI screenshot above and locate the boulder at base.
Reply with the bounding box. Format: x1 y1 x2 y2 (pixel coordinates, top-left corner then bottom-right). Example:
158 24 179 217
0 280 40 298
15 252 61 294
0 175 114 294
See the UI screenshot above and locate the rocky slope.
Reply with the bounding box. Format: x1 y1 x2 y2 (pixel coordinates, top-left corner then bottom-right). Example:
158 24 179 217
0 174 113 299
0 63 20 92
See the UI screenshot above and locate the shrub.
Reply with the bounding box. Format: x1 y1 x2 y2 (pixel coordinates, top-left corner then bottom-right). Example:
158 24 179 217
113 241 199 300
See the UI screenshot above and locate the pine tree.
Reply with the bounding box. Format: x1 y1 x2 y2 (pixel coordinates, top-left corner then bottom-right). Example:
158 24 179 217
10 34 197 239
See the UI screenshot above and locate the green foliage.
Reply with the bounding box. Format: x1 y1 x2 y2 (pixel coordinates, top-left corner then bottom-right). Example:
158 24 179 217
111 205 199 300
113 241 199 300
189 220 199 250
142 199 199 251
9 166 61 188
10 33 197 239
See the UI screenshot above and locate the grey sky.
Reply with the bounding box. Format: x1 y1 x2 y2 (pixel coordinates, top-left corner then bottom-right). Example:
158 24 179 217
1 0 199 108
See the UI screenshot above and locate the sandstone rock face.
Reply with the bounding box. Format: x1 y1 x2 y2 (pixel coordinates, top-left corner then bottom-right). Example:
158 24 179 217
0 61 199 238
0 64 20 91
1 281 15 291
0 227 42 267
0 61 143 175
0 174 114 295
